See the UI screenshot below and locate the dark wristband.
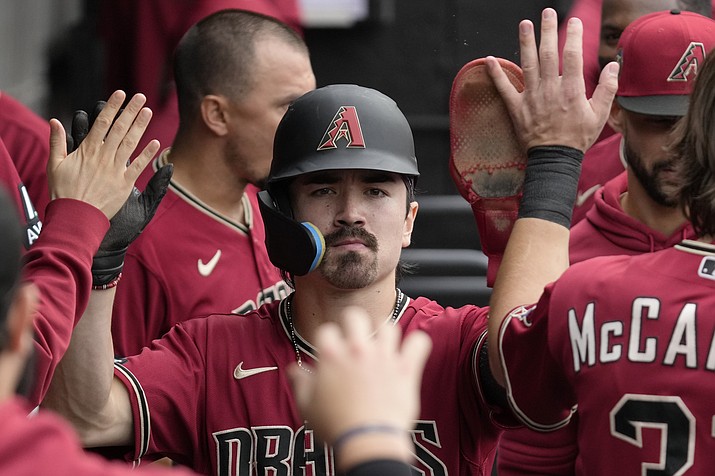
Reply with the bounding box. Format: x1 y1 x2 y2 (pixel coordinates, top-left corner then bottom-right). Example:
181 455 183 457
345 459 414 476
517 145 584 228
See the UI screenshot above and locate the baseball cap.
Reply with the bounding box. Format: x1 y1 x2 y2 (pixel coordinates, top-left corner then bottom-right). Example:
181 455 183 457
616 10 715 116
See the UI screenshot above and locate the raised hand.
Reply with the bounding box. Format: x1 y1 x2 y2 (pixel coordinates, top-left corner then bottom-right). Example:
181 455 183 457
47 90 160 220
486 8 619 153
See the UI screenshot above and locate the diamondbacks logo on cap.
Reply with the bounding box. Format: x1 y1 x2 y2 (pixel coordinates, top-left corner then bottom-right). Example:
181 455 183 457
668 42 707 82
317 106 366 150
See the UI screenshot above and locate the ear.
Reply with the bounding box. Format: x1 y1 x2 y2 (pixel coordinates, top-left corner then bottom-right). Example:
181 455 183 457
200 94 231 137
402 201 419 248
5 283 38 355
607 99 625 134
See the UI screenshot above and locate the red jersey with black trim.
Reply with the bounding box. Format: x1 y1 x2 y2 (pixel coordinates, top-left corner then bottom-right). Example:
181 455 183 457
570 171 694 264
112 154 288 356
0 91 50 219
499 241 715 475
0 138 42 249
114 295 504 476
571 133 624 225
0 397 197 476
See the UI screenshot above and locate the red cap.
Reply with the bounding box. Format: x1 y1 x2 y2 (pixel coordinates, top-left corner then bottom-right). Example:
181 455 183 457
616 10 715 116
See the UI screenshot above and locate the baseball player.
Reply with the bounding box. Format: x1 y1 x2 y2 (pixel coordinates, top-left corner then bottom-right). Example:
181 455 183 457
0 89 196 475
570 10 715 263
42 9 616 474
110 10 315 356
489 15 715 476
572 0 713 223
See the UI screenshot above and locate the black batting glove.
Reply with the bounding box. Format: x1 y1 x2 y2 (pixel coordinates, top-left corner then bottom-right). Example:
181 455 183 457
92 164 173 287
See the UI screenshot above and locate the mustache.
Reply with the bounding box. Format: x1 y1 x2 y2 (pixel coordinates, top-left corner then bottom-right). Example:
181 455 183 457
324 226 378 251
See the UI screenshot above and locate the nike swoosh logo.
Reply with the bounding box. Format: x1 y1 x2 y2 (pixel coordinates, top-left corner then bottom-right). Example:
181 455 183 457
198 250 222 277
575 184 601 207
234 362 278 380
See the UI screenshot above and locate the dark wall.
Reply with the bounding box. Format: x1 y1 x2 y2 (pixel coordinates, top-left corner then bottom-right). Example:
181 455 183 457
304 0 571 195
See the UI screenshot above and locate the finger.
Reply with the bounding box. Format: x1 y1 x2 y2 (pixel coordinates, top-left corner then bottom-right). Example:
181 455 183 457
70 110 89 151
400 330 432 388
314 322 345 360
517 20 539 91
48 118 68 173
485 57 522 115
561 17 585 95
138 163 173 218
286 363 314 414
126 139 161 185
538 8 560 80
375 320 401 359
82 90 126 150
102 94 148 157
590 61 620 125
114 106 153 167
341 306 372 354
89 101 107 128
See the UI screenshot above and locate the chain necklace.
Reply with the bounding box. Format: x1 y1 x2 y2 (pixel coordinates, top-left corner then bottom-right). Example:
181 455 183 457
285 289 405 374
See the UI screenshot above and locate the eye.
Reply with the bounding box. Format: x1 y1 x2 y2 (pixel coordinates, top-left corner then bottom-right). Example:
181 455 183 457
366 188 387 197
311 187 335 196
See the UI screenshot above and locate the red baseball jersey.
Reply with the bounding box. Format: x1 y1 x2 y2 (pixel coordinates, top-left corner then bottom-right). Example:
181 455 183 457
571 133 624 225
112 154 288 356
114 296 504 475
499 240 715 475
570 171 695 264
0 91 50 220
0 397 197 476
0 138 42 249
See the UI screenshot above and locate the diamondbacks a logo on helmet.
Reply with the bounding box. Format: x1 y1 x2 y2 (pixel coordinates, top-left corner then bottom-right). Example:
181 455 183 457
668 42 707 81
317 106 366 150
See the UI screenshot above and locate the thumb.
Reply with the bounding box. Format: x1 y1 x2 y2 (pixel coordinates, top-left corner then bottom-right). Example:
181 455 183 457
48 118 67 174
142 164 173 211
401 330 432 390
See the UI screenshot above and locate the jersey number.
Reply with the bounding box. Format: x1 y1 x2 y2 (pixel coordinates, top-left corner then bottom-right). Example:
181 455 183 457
610 394 695 475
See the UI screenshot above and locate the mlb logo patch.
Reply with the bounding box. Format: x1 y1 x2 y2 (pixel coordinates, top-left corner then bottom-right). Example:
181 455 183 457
698 256 715 280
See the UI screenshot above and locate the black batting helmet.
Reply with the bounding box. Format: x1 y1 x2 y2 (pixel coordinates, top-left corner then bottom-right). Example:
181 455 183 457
258 84 419 276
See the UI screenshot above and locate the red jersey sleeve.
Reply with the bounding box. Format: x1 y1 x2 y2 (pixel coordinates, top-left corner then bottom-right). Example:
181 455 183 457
24 199 109 405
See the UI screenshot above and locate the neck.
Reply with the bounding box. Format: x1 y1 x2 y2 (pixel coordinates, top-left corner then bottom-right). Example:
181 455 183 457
289 277 400 345
621 174 687 237
164 143 249 223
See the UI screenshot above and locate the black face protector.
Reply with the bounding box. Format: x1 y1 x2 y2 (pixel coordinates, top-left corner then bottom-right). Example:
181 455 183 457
257 190 324 276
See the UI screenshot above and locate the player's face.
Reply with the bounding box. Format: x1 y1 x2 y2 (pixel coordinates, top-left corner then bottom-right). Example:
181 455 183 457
225 37 316 188
598 0 679 71
290 169 418 290
621 110 681 206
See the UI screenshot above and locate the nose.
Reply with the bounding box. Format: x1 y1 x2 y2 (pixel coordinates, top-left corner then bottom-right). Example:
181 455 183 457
334 191 366 227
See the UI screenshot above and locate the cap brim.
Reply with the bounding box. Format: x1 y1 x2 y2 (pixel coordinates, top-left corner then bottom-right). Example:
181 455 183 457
616 95 689 116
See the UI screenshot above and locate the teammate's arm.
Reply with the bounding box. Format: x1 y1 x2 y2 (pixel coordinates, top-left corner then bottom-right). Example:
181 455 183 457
40 91 160 447
485 9 618 385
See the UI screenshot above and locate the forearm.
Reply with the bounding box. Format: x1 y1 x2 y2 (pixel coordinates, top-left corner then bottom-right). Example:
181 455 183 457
335 431 414 474
24 199 108 404
42 289 133 447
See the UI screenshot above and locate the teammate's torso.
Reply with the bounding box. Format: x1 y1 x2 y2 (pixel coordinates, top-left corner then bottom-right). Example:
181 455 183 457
122 296 500 475
554 242 715 474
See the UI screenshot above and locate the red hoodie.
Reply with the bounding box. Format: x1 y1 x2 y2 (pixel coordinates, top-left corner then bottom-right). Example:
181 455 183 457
569 171 695 264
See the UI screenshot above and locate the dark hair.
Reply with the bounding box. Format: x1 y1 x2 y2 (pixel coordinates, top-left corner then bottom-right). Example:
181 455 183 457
0 187 23 351
670 53 715 236
173 9 308 127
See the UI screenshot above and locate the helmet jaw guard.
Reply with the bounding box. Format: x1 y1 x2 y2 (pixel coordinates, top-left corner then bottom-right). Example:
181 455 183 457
257 190 324 276
259 84 419 276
